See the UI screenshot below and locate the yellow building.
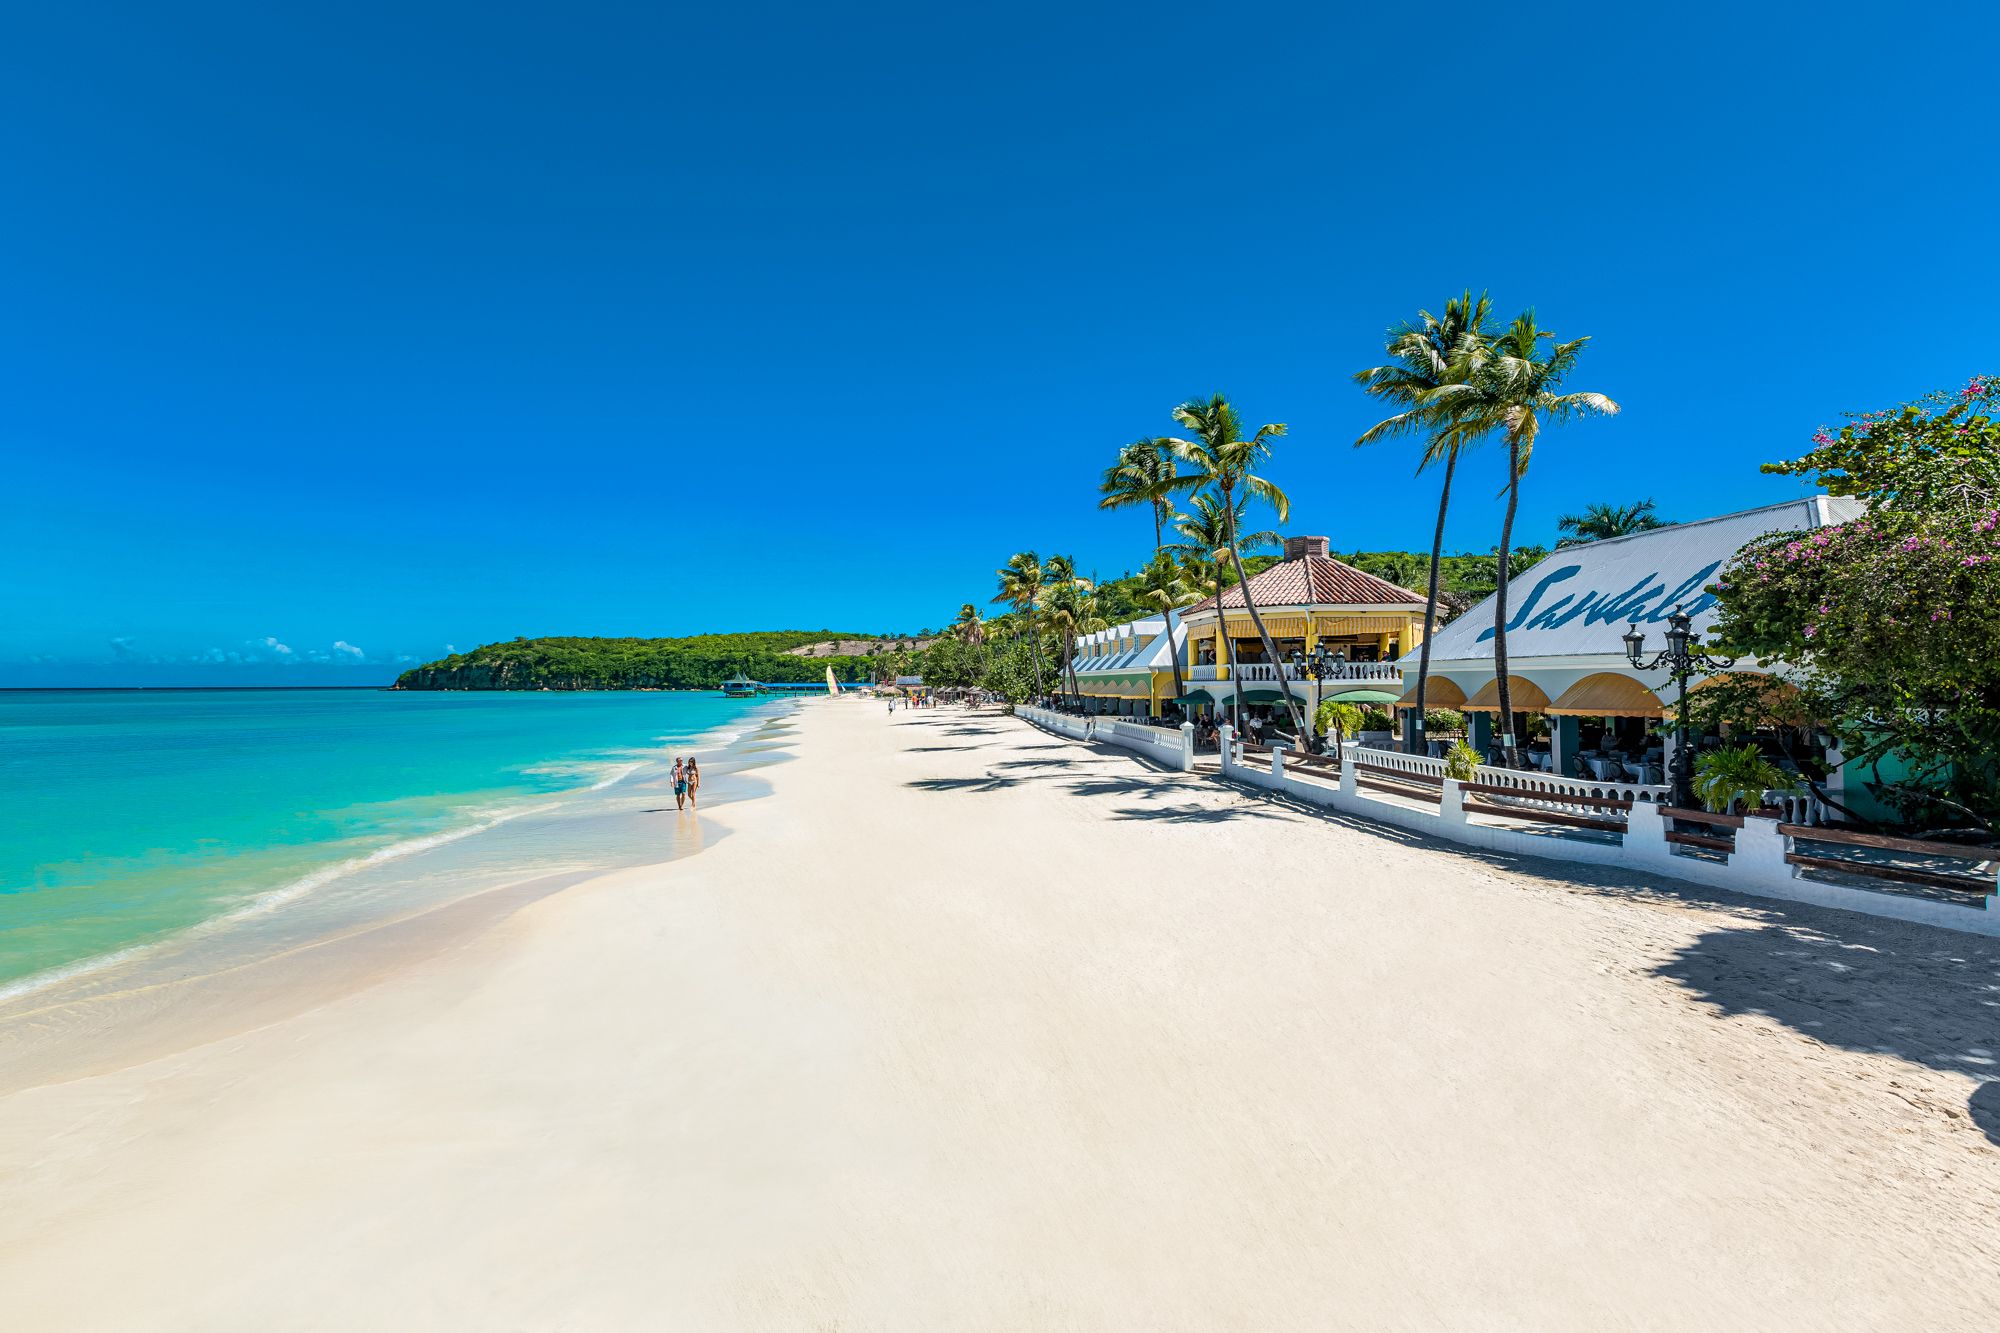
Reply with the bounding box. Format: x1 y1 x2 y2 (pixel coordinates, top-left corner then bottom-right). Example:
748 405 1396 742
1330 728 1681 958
1179 535 1426 723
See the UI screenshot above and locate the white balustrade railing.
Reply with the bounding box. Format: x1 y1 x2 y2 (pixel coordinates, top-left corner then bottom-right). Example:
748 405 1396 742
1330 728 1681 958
1349 747 1444 780
1350 746 1669 813
1189 665 1225 681
1234 661 1402 685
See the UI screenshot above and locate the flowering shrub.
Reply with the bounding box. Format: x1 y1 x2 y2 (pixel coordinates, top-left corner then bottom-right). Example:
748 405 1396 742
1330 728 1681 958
1711 375 2000 831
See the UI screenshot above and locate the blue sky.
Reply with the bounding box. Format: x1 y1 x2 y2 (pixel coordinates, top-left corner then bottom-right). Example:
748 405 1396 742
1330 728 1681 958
4 2 1995 686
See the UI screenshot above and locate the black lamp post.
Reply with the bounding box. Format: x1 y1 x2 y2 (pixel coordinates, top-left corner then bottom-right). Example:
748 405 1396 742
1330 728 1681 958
1290 644 1343 753
1623 607 1735 810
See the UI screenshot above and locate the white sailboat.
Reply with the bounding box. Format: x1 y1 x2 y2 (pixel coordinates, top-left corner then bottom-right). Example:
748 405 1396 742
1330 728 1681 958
825 666 839 696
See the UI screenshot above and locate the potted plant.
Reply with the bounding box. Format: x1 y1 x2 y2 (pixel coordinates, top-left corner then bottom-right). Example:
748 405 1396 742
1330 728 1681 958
1315 699 1365 752
1692 744 1791 815
1357 706 1396 748
1444 740 1483 782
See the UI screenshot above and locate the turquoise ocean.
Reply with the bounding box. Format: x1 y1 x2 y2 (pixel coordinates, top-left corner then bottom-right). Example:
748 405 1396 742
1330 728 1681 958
0 688 786 1001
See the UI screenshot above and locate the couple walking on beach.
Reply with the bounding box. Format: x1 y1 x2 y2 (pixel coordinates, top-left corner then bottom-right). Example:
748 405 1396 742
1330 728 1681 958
672 757 700 811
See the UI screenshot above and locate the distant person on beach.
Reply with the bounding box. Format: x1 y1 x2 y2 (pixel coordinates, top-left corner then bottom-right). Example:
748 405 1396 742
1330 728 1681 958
685 758 701 807
672 758 687 811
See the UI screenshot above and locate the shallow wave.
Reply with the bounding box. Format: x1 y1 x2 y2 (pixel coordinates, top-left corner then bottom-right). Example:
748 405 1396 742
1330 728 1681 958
0 701 790 1007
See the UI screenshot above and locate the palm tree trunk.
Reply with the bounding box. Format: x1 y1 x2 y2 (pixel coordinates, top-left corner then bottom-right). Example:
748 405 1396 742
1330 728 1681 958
1222 495 1306 740
1493 438 1522 768
1410 449 1457 755
1217 567 1246 733
1165 607 1186 721
1027 607 1045 699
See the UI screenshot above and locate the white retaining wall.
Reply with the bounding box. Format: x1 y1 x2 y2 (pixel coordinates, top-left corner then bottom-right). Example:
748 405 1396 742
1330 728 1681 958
1202 726 1998 938
1016 706 1194 772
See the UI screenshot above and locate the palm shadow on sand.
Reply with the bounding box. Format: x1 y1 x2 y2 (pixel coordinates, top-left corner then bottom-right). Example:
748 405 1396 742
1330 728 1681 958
1648 914 2000 1145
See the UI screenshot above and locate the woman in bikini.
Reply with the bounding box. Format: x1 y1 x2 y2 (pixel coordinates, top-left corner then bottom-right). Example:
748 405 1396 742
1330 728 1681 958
684 758 701 808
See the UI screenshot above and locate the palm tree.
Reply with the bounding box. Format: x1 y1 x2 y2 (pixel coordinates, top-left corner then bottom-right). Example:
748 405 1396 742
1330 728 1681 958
1354 291 1498 753
1161 395 1305 738
993 552 1048 698
1134 551 1198 717
1315 699 1365 750
1556 499 1667 545
1164 493 1281 733
1435 312 1620 765
1043 555 1100 706
952 603 987 645
1097 438 1180 553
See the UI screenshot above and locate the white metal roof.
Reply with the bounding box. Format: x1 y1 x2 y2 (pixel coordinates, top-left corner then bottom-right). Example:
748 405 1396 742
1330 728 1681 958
1413 495 1865 668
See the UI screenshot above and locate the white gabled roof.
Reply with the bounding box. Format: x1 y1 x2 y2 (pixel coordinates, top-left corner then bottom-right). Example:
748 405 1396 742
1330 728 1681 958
1415 495 1865 668
1074 615 1183 675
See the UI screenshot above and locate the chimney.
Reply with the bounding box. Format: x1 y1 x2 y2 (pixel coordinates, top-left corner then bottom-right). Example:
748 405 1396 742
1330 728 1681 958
1282 535 1330 562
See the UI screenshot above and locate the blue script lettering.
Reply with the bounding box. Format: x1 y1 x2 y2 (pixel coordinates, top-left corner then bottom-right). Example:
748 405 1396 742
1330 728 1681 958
1476 561 1725 644
1475 565 1579 644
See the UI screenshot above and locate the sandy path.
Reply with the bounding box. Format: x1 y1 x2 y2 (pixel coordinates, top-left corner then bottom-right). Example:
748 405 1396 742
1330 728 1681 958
2 702 1996 1330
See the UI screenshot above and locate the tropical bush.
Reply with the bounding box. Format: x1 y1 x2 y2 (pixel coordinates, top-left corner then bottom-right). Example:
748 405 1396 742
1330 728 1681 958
1692 745 1791 815
1444 740 1482 782
1315 699 1364 744
1422 708 1465 734
1359 707 1395 732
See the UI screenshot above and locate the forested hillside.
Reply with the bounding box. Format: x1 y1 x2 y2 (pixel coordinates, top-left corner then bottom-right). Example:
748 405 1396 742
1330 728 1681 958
393 631 891 691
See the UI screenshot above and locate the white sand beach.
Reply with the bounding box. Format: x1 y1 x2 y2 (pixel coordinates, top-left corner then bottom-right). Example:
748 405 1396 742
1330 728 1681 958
2 701 1996 1330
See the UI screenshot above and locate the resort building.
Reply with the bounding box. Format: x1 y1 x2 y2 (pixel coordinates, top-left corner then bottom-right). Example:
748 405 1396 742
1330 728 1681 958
1403 496 1864 787
1067 615 1183 717
1063 538 1429 723
1177 536 1427 722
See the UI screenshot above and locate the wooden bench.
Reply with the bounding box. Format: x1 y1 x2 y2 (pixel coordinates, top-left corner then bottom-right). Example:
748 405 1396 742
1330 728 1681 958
1459 782 1629 834
1659 806 1740 854
1778 824 1998 898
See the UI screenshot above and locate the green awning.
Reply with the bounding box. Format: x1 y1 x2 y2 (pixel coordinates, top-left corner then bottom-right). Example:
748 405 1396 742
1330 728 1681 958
1322 687 1401 704
1242 688 1289 703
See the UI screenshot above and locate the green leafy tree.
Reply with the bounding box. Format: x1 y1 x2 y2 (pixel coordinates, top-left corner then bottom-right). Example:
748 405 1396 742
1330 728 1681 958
1433 313 1620 765
1768 376 2000 517
1354 290 1498 746
1710 375 2000 831
1161 394 1305 737
917 634 985 688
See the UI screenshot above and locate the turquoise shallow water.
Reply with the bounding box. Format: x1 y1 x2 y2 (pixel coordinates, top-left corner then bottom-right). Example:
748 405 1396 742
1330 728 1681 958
0 688 777 994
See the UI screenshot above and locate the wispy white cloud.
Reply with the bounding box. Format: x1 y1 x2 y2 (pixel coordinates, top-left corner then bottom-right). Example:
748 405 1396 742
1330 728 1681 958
109 636 140 660
255 636 294 658
444 644 458 654
332 640 365 659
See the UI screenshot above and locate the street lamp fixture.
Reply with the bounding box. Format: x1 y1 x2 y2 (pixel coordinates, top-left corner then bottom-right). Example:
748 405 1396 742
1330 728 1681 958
1623 607 1736 810
1290 644 1344 753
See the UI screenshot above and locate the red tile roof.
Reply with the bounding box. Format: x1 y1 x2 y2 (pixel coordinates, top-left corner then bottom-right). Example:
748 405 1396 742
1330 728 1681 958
1185 555 1425 614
